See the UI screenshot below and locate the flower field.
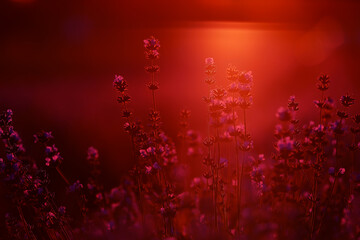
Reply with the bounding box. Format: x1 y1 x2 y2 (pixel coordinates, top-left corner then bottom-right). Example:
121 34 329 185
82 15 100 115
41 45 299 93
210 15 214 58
1 35 360 239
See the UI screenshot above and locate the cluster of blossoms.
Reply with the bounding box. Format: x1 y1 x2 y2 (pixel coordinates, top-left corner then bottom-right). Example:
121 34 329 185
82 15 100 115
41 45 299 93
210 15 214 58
144 36 160 60
112 36 182 238
177 109 203 160
255 75 360 239
0 110 73 239
144 36 161 98
224 64 255 235
248 154 266 196
1 109 150 239
204 57 216 85
226 66 254 150
113 75 132 119
201 59 257 235
34 131 63 168
202 58 226 232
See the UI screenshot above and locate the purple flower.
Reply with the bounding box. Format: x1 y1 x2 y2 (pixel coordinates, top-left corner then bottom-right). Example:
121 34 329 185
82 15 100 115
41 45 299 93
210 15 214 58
45 150 62 167
313 124 324 133
106 220 115 231
190 177 202 188
87 183 95 190
144 36 160 51
276 107 292 121
330 120 345 135
317 74 330 91
222 131 232 142
33 131 53 143
239 71 253 84
45 146 53 154
113 75 128 93
209 99 225 112
288 95 299 111
96 193 103 201
1 109 13 123
145 165 152 174
69 180 83 192
323 97 335 110
205 57 216 78
338 168 345 175
87 146 99 160
211 88 227 100
12 162 20 172
145 49 160 60
205 57 214 65
6 153 15 161
238 83 252 97
228 125 244 137
58 206 66 215
340 94 355 107
147 146 156 155
240 140 254 151
140 149 147 158
228 82 240 93
153 162 161 170
238 96 253 109
145 65 160 73
353 114 360 124
277 137 294 152
227 65 239 82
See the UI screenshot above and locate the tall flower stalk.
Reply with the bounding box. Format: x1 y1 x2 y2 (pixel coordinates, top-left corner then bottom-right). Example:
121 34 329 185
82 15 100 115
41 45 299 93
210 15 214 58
310 74 330 238
317 93 355 236
143 36 178 237
210 87 227 230
349 114 360 204
144 36 160 112
225 65 242 233
203 57 217 230
237 71 253 235
113 74 144 223
203 58 229 231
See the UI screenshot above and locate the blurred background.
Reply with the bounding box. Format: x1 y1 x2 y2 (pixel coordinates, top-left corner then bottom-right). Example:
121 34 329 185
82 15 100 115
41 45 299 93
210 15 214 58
0 0 360 187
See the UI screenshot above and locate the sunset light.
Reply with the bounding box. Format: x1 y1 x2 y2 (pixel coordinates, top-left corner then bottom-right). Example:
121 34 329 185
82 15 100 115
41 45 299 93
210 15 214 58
0 0 360 239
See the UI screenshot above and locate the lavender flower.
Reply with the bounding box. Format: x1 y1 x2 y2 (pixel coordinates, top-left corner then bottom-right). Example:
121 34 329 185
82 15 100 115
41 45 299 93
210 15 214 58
340 94 355 107
113 75 128 93
69 180 84 192
144 36 160 51
316 74 330 91
276 107 292 121
205 57 216 84
276 136 294 152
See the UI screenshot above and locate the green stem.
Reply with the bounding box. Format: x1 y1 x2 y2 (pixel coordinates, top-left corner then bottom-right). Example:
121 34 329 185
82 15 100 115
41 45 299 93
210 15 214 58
316 176 338 236
310 91 324 238
214 127 221 231
231 103 240 233
238 108 247 235
17 205 37 240
56 166 70 185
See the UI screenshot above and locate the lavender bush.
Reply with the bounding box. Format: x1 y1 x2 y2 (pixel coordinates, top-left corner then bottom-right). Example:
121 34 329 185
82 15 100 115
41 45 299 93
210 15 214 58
0 36 359 240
